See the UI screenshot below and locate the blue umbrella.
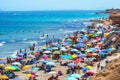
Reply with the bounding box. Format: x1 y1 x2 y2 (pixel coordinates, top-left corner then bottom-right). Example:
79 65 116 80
79 54 86 58
82 67 89 71
13 78 22 80
107 48 113 52
32 67 40 70
99 52 105 55
67 63 76 67
89 48 97 52
46 48 52 51
74 43 86 49
101 49 108 53
61 55 71 59
46 62 56 66
0 60 7 64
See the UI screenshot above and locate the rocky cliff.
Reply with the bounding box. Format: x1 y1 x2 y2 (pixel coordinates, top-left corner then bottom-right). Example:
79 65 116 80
109 12 120 25
89 58 120 80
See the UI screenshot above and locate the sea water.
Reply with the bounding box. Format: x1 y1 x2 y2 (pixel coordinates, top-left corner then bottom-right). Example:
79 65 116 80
0 10 109 57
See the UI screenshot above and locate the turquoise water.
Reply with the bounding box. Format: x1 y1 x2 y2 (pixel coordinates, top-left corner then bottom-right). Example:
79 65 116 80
0 10 109 57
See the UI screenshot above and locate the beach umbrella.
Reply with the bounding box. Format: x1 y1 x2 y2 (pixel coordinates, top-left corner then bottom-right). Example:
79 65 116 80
43 51 51 54
0 75 8 79
32 67 40 71
82 67 89 71
60 47 67 51
0 64 5 67
74 43 85 49
66 77 77 80
40 46 46 49
70 74 82 78
46 48 52 51
98 52 105 55
107 48 113 52
53 51 60 54
61 55 71 59
26 74 32 77
55 44 62 47
74 58 83 64
42 55 48 60
48 71 56 74
71 55 77 59
79 54 86 58
67 63 76 67
46 62 56 66
89 48 97 52
12 62 21 66
28 50 34 53
101 49 108 53
12 66 19 70
86 54 93 57
86 71 94 76
86 66 93 69
23 65 31 69
13 77 22 80
5 66 16 71
70 49 78 52
52 47 59 50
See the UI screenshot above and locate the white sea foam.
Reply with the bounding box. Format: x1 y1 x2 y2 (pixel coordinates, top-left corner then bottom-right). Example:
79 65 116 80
0 41 6 46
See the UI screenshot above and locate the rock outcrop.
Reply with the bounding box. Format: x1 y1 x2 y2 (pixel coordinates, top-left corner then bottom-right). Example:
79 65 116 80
109 12 120 25
89 58 120 80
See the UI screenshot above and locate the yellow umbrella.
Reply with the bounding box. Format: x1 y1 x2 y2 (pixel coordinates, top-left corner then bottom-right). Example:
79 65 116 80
86 49 91 53
53 51 60 54
71 55 77 59
23 65 31 69
0 64 5 67
87 43 92 47
0 75 8 79
86 66 93 69
5 66 16 71
26 74 32 77
104 33 109 37
40 46 46 49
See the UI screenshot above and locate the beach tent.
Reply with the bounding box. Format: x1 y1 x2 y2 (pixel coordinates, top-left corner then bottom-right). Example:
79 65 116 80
67 63 76 67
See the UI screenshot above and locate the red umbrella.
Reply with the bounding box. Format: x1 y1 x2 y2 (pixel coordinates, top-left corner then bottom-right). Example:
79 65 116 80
86 71 94 76
86 54 93 57
74 58 83 64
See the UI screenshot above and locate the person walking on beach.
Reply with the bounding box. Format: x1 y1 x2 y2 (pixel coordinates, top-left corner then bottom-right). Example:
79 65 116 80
97 62 100 70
